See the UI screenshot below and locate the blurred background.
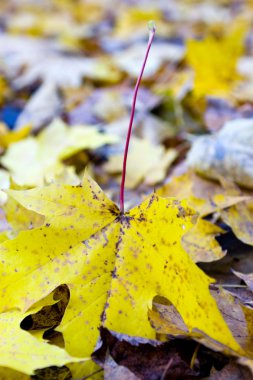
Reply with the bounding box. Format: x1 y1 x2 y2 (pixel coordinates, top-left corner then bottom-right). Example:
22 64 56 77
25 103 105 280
0 0 253 206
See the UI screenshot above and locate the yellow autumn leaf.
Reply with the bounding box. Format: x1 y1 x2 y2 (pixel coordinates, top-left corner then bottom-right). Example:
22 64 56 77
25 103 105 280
181 218 226 263
150 287 253 359
221 201 253 245
0 368 29 380
158 171 250 217
1 118 118 187
114 8 163 39
0 123 31 149
0 175 242 359
3 195 44 238
105 137 177 188
0 309 84 375
186 25 245 98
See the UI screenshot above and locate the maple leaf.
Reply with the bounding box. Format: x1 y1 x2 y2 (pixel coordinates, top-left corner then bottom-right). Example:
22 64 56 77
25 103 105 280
0 123 31 149
0 175 242 358
187 118 253 189
0 35 122 89
150 287 253 373
1 118 118 187
105 137 177 188
0 309 82 375
186 25 245 98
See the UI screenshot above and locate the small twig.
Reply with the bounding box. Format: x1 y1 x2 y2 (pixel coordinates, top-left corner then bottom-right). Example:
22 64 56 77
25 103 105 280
210 284 247 288
119 21 156 213
190 343 200 369
161 357 173 380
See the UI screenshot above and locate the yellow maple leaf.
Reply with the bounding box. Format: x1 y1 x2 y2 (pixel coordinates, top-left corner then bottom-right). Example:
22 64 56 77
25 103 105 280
1 118 118 187
0 309 83 375
0 123 31 149
3 195 44 238
158 171 250 217
186 25 245 98
0 175 242 360
114 8 163 40
181 218 226 263
150 287 253 373
105 137 177 188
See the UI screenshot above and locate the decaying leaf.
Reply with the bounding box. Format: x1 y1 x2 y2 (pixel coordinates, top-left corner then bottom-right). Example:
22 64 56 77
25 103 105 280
150 287 253 372
94 327 228 380
103 355 139 380
158 170 250 217
232 270 253 293
181 219 226 263
0 175 242 359
209 361 253 380
1 118 118 187
187 118 253 189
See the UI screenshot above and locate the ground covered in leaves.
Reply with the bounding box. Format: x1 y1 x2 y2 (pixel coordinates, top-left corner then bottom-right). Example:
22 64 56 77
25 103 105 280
1 0 253 379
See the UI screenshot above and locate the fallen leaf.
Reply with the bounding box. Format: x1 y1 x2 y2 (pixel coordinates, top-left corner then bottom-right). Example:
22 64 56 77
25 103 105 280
232 270 253 293
68 87 161 127
1 118 118 187
15 54 121 89
150 287 253 373
103 355 139 380
0 34 122 89
0 175 242 359
31 366 72 380
113 42 185 79
186 25 245 98
0 310 83 375
67 360 103 380
0 368 30 380
158 170 250 217
3 194 44 238
153 69 193 102
113 8 164 40
105 137 177 188
220 201 253 246
15 82 62 131
94 327 228 380
187 118 253 189
0 123 31 149
209 361 253 380
181 219 226 263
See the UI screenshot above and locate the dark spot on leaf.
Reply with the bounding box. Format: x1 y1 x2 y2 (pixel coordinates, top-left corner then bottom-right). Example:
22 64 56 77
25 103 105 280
82 240 91 249
108 204 119 216
147 194 156 209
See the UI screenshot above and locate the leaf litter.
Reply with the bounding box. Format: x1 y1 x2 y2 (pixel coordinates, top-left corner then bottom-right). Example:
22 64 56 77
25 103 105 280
1 0 253 379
